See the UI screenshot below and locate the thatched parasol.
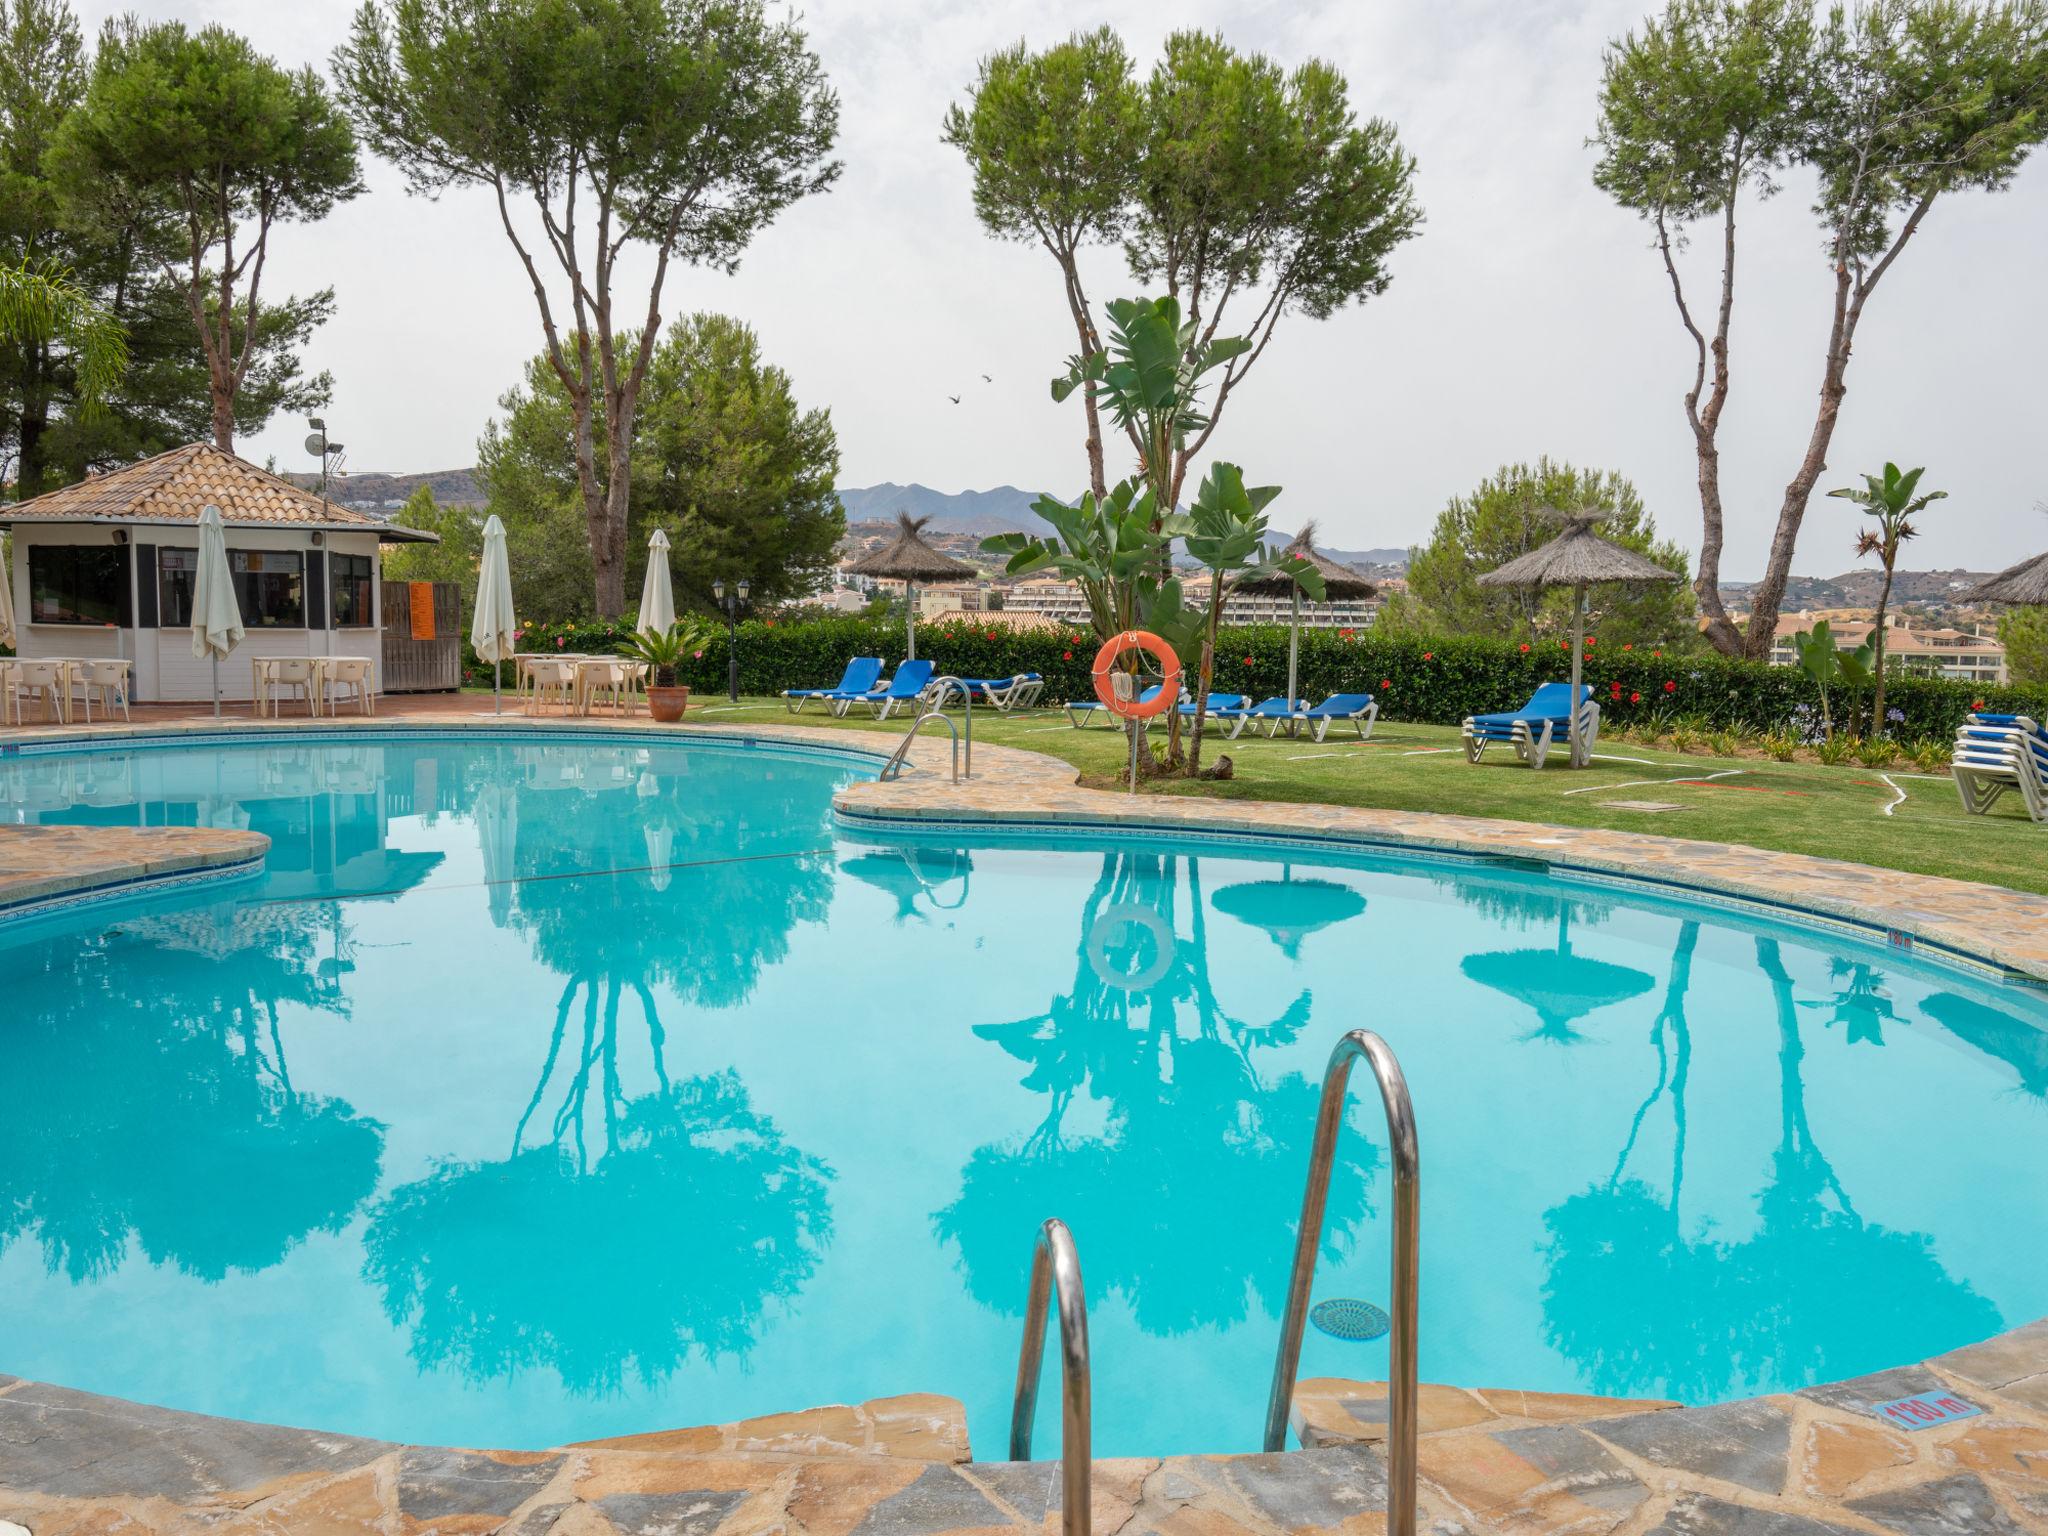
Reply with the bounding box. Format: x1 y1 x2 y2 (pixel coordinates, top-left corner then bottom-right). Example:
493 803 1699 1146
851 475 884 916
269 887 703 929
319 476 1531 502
1478 511 1680 766
1968 549 2048 607
846 512 977 660
1234 521 1378 710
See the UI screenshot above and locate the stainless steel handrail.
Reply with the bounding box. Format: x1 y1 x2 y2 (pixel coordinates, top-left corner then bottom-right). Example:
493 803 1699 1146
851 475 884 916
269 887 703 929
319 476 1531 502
1009 1218 1091 1536
1264 1029 1420 1536
879 675 973 783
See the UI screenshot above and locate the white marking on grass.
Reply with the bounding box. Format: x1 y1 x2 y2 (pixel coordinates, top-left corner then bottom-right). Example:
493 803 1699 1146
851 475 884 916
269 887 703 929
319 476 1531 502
1023 725 1075 734
1590 753 1656 765
1403 748 1455 756
1286 751 1346 761
1562 768 1744 797
1878 774 1908 816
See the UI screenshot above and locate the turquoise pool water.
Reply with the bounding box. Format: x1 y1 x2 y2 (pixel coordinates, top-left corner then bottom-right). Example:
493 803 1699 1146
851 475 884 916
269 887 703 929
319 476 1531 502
3 732 2047 1458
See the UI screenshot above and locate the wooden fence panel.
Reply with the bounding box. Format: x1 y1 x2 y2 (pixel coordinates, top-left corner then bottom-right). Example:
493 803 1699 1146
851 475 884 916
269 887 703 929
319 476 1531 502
381 580 462 692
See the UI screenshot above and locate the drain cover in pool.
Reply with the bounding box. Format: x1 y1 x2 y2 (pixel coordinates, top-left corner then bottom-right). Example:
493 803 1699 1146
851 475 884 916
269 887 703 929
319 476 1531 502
1310 1298 1390 1342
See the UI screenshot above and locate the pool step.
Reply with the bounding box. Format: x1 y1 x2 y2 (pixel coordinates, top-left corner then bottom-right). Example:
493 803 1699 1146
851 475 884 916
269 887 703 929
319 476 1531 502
563 1392 971 1463
1290 1376 1677 1449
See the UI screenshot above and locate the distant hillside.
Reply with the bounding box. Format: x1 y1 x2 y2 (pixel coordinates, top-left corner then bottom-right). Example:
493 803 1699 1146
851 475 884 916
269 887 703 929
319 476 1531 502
835 482 1054 537
1723 568 1998 610
834 482 1410 571
282 467 486 509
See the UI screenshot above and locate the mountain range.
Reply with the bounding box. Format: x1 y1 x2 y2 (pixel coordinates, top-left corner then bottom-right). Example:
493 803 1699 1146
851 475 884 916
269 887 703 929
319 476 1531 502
835 481 1410 570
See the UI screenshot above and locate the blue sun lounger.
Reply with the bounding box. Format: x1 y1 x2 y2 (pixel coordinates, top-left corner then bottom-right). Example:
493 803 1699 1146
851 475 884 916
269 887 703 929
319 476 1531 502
959 673 1045 713
1066 683 1174 727
1280 692 1380 743
830 658 936 720
784 656 882 713
1217 697 1302 738
1179 692 1252 720
1462 682 1599 769
1953 712 2048 823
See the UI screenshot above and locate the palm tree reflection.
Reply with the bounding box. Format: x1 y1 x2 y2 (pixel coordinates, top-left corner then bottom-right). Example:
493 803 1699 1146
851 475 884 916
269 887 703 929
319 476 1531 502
0 902 383 1284
362 996 832 1391
935 850 1378 1337
1542 928 1997 1401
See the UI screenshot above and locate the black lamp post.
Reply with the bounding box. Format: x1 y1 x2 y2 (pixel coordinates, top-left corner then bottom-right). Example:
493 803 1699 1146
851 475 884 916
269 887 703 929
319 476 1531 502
712 578 749 701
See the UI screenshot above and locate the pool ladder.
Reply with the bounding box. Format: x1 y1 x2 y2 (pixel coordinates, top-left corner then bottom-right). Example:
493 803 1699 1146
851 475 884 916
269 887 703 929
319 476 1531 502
879 675 972 784
1010 1029 1420 1536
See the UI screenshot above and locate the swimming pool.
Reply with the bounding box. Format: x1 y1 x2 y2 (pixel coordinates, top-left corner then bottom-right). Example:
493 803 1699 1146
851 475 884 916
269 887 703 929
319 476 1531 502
3 730 2045 1459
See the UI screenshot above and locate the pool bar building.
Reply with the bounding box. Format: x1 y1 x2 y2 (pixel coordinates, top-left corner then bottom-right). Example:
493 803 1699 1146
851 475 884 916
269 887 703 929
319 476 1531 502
0 442 436 704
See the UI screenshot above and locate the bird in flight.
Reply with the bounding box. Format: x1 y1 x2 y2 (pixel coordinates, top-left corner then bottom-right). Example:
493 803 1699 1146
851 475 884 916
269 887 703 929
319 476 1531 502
981 373 992 383
947 394 961 405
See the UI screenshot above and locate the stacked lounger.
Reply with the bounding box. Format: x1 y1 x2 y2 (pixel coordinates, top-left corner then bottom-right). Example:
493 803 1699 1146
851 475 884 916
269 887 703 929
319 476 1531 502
957 674 1046 714
1462 683 1599 770
1953 712 2048 823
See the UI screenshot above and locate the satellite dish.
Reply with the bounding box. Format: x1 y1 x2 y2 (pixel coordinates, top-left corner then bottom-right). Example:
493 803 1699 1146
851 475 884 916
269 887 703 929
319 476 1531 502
304 433 326 456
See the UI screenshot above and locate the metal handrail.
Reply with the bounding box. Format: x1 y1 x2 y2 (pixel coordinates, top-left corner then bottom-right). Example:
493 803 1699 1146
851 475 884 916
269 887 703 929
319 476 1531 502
879 675 973 784
1009 1218 1091 1536
1264 1029 1420 1536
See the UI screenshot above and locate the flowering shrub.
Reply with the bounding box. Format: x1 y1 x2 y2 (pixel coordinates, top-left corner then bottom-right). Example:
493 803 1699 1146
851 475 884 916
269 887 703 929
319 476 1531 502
460 615 2047 738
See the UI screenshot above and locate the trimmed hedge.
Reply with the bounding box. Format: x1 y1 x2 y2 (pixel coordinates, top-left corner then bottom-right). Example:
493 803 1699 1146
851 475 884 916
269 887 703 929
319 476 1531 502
465 616 2046 742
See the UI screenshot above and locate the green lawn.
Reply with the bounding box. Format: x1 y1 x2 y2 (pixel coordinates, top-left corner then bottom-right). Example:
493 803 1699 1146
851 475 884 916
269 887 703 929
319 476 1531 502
668 695 2048 896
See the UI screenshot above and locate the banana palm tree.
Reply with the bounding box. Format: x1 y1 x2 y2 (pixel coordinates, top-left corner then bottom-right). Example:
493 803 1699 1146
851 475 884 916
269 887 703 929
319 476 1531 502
1828 463 1946 735
0 259 127 410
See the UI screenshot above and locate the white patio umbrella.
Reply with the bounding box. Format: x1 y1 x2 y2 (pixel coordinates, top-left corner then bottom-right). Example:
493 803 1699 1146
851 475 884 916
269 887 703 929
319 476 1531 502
637 528 677 636
190 503 244 718
0 533 16 650
471 514 518 716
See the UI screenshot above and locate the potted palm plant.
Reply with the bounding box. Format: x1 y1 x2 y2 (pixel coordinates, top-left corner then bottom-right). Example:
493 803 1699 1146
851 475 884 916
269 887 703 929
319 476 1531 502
619 618 712 722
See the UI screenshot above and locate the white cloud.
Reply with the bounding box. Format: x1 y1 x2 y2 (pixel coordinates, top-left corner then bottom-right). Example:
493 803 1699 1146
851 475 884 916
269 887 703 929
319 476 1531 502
71 0 2048 576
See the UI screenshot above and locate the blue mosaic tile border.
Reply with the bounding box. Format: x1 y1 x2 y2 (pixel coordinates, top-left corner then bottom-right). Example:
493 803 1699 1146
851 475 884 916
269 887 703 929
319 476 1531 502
0 854 266 928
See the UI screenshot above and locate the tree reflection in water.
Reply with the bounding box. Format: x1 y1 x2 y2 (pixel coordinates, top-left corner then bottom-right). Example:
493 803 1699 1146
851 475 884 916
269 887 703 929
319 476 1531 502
1542 929 1998 1401
0 901 383 1284
934 850 1378 1338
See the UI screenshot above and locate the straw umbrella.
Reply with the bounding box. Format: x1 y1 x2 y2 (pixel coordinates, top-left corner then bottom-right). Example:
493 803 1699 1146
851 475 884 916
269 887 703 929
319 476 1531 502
1477 511 1681 767
1233 521 1378 711
1968 549 2048 606
637 528 677 636
470 514 517 716
190 503 244 718
844 512 975 661
0 533 15 651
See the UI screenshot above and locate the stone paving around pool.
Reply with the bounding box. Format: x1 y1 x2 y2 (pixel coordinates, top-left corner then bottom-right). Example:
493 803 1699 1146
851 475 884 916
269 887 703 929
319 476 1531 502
9 707 2048 1534
9 1324 2048 1535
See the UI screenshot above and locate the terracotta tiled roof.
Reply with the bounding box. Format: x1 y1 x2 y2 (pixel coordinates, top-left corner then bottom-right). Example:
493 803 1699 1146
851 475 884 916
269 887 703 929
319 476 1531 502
0 442 435 541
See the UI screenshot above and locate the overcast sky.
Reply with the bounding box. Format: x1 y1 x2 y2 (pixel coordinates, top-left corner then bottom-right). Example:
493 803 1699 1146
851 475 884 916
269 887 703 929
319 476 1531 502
77 0 2048 578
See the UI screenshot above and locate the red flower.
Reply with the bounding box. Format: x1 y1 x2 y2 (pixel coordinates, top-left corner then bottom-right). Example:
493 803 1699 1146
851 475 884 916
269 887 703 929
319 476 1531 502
1559 639 1568 649
1630 692 1641 703
556 636 566 647
692 649 703 659
1379 678 1392 690
765 618 777 628
1664 680 1676 693
1974 699 1987 710
1585 636 1596 648
1422 651 1433 660
1062 650 1073 660
1654 650 1664 658
1242 655 1255 665
1622 642 1633 651
1518 643 1530 653
985 630 998 640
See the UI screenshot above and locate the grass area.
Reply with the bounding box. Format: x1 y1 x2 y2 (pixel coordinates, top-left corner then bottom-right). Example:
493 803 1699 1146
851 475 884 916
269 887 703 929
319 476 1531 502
671 694 2048 896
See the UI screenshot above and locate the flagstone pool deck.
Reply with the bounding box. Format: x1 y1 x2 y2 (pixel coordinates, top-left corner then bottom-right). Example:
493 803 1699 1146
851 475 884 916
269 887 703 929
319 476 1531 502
7 705 2048 1534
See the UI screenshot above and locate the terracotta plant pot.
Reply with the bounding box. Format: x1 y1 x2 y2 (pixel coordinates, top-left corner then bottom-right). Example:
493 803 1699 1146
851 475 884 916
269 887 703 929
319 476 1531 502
646 684 690 723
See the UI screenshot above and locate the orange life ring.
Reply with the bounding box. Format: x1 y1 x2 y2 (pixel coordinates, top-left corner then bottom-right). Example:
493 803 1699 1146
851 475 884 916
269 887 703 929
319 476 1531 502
1092 631 1182 719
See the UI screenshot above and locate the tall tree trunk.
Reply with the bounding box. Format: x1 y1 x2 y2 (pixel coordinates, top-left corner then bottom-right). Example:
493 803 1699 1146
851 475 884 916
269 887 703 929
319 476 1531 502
595 431 631 617
15 342 50 498
1870 562 1896 736
1740 193 1936 660
1054 250 1107 501
1184 589 1224 778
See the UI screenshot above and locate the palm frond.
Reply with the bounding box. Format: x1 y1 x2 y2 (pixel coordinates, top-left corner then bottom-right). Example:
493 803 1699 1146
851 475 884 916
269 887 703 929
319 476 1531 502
0 260 128 411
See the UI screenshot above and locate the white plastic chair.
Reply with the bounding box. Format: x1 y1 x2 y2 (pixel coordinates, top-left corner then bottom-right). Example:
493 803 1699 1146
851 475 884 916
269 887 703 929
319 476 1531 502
325 657 375 716
525 658 576 715
9 659 68 723
73 660 132 723
265 659 318 717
